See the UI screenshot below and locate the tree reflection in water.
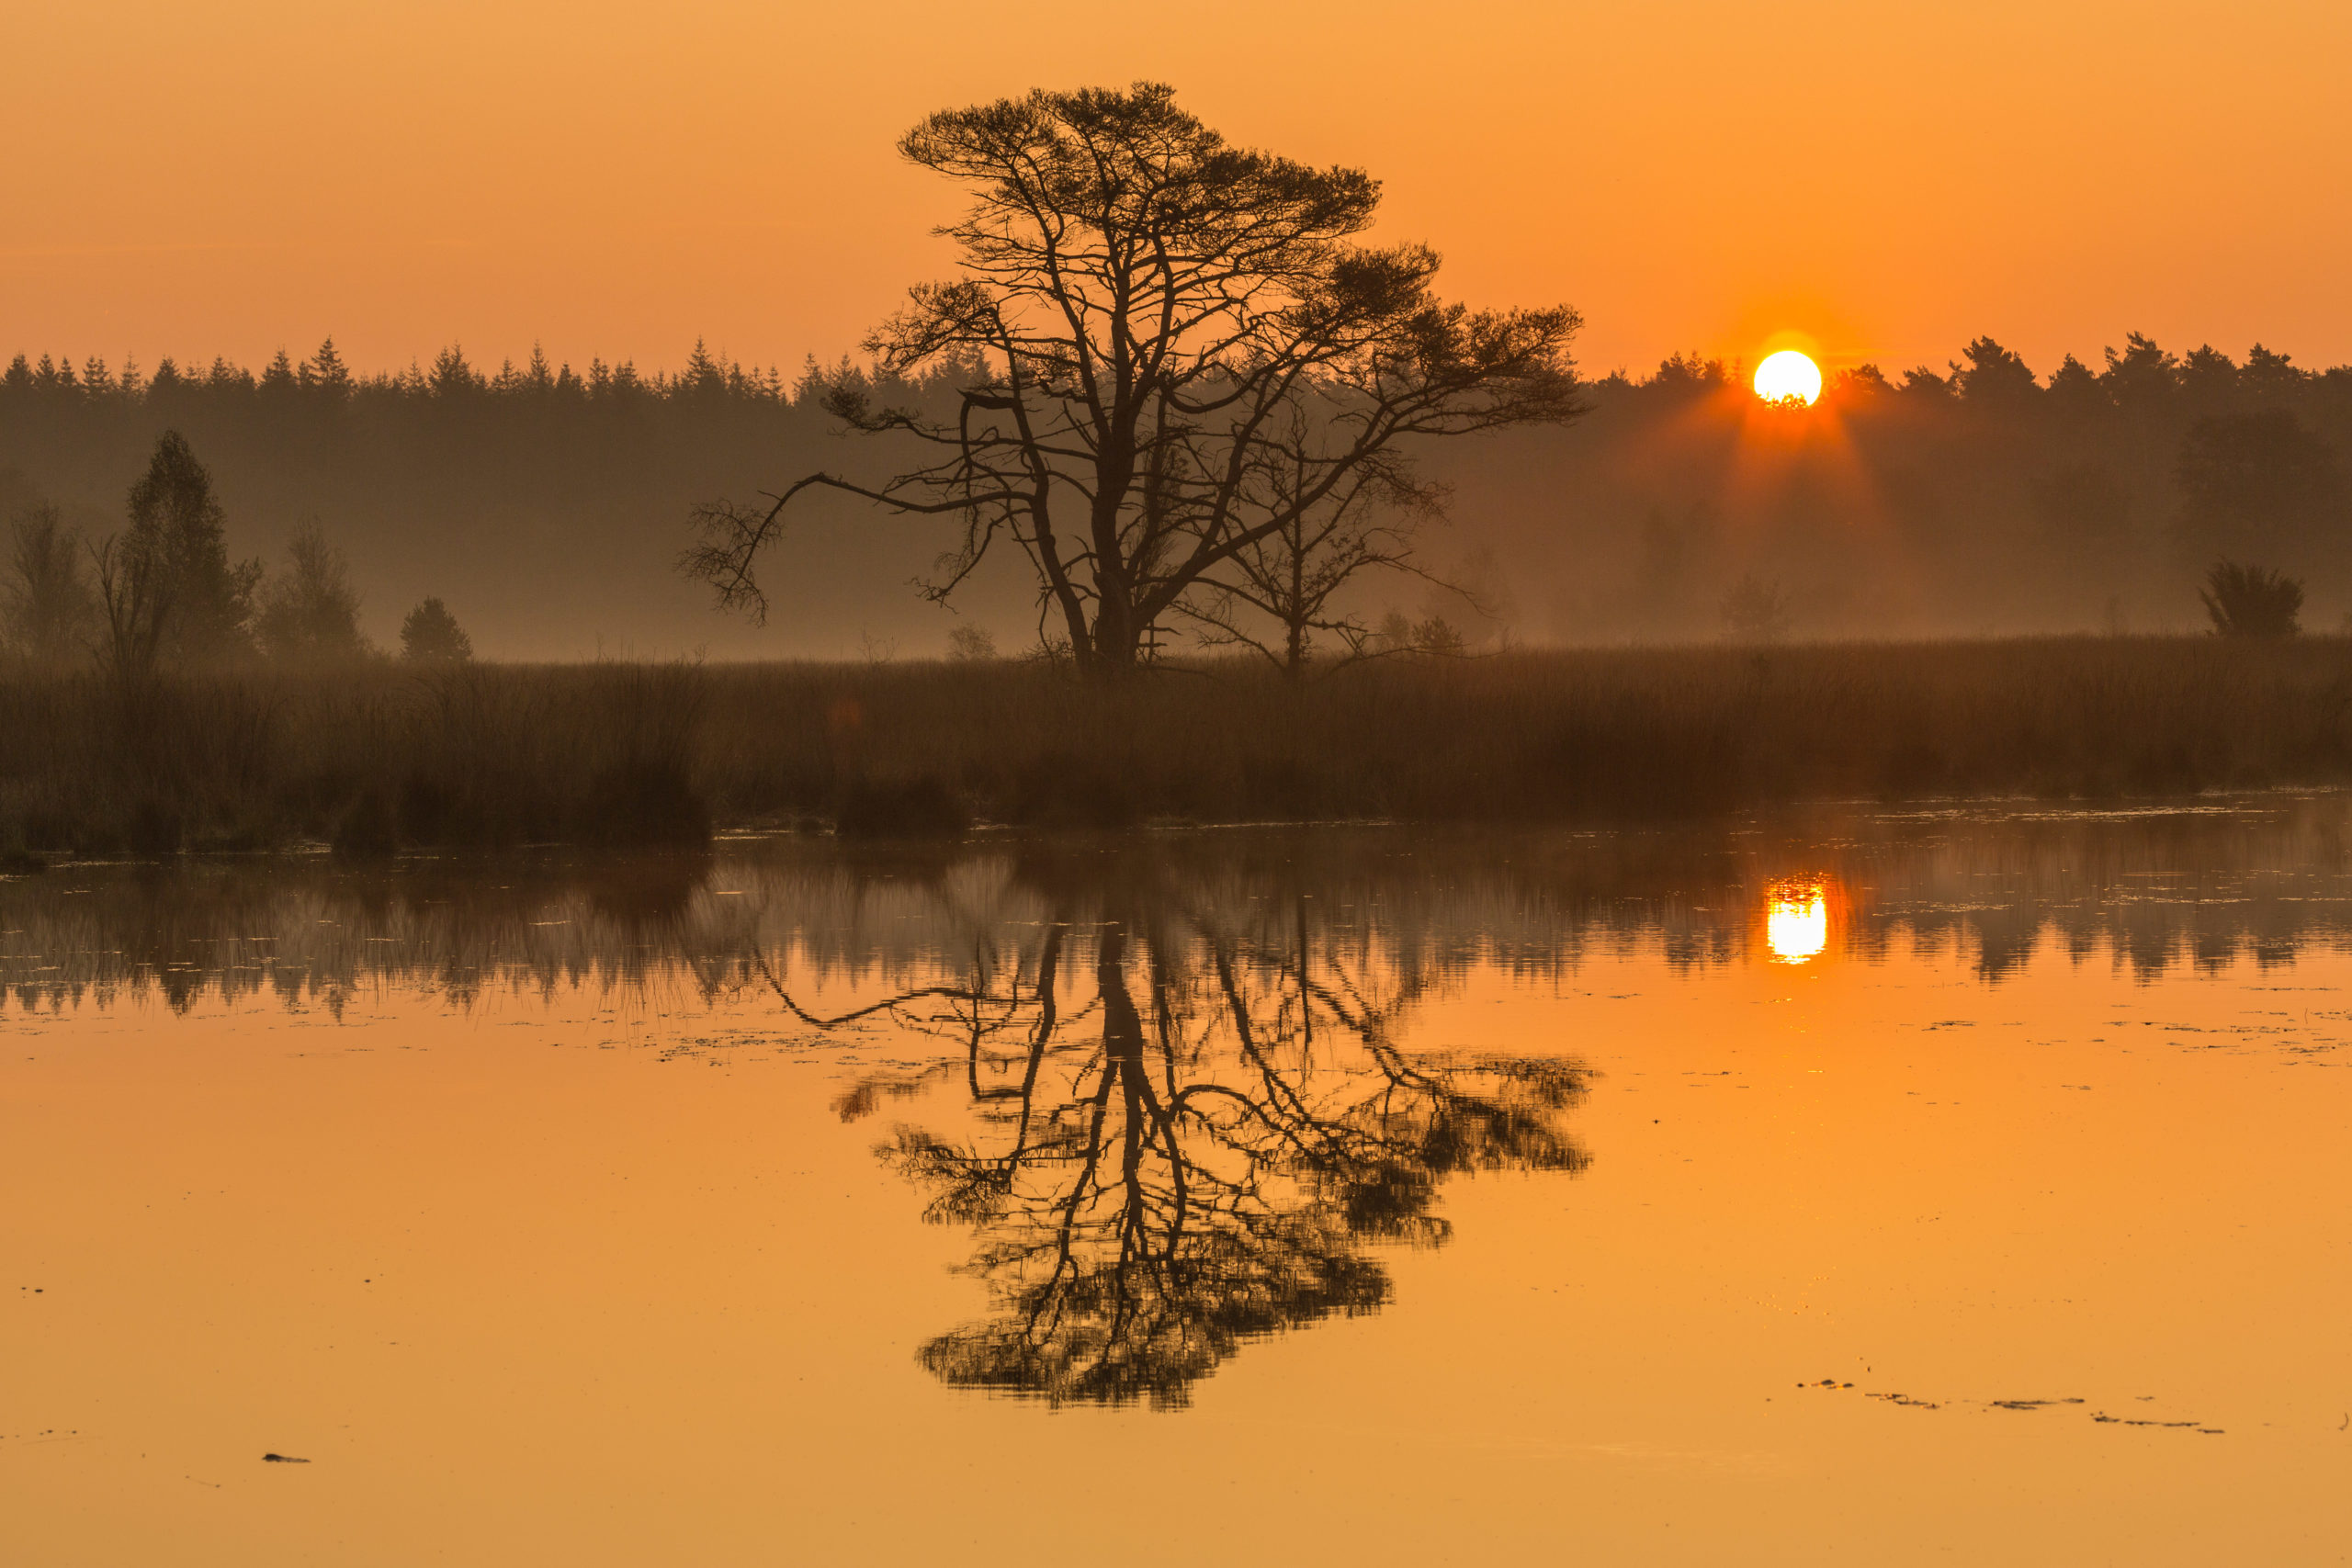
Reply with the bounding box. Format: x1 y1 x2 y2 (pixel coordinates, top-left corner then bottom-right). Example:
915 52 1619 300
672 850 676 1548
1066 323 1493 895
764 886 1590 1408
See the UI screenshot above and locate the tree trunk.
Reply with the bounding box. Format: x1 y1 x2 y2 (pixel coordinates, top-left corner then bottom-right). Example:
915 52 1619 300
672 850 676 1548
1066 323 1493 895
1084 595 1147 679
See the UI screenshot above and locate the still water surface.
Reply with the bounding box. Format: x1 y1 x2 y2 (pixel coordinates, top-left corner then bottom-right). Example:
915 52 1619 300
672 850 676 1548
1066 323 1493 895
5 801 2350 1563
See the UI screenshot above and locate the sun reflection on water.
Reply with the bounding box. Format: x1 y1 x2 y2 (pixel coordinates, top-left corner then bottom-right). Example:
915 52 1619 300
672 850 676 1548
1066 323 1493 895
1766 880 1828 962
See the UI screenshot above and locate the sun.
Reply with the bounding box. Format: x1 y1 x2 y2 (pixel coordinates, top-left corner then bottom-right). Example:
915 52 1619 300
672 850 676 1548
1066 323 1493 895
1766 880 1829 963
1753 349 1823 406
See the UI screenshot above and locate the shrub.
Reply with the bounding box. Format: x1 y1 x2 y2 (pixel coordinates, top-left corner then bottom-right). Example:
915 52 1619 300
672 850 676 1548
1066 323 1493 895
2200 560 2302 638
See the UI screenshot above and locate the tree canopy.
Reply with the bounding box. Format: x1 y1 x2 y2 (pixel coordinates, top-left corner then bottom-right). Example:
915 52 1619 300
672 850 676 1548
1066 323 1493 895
684 82 1583 674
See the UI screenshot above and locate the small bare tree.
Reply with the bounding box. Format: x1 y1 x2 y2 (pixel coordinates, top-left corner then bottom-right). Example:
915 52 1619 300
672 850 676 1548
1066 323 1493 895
1172 400 1455 674
91 529 174 682
255 520 369 664
3 503 97 668
683 82 1581 679
944 624 998 661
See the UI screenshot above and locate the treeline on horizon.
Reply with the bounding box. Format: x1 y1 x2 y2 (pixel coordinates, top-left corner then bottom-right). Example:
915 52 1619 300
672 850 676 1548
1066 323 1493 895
4 330 2351 654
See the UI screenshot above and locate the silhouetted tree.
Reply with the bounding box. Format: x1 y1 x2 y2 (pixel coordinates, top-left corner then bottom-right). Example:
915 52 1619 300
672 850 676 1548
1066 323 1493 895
3 502 97 667
399 596 473 662
2240 344 2302 401
2102 333 2181 411
101 431 259 671
1409 613 1466 655
684 81 1583 677
1899 366 1954 401
2200 560 2302 637
1833 363 1892 398
91 529 170 682
1176 434 1453 674
255 520 369 663
944 623 997 661
2179 344 2243 413
1955 336 2039 404
306 337 354 401
2044 353 2106 420
428 345 482 400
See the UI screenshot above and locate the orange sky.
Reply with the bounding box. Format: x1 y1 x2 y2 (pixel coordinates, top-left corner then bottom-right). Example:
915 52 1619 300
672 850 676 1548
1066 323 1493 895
6 0 2349 382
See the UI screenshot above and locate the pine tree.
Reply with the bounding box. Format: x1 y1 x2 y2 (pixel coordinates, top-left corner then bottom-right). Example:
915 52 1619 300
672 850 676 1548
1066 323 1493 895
308 338 353 400
260 348 300 400
399 596 472 662
429 345 479 399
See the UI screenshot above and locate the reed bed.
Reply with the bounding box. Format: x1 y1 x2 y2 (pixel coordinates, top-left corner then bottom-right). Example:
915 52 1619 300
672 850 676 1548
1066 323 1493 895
3 637 2350 854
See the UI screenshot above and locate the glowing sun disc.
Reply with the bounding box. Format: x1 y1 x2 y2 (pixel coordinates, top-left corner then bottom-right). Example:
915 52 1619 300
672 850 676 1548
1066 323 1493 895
1754 349 1823 406
1766 885 1828 962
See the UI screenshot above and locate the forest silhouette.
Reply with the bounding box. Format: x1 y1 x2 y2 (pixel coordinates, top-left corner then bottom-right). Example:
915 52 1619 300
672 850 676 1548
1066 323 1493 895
3 326 2347 660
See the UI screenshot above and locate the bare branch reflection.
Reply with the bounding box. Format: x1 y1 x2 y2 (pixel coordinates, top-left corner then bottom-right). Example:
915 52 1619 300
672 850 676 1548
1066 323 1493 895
784 886 1590 1407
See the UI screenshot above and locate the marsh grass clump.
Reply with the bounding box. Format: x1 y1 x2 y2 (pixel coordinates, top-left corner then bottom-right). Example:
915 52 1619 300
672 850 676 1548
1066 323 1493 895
574 662 711 846
392 660 712 847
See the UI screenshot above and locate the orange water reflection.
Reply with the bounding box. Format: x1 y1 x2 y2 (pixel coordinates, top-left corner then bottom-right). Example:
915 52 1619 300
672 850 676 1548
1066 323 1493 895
6 806 2352 1563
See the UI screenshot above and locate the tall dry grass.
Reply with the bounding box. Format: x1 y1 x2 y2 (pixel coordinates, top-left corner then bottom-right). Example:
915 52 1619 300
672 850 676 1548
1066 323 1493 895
0 660 707 855
4 637 2350 854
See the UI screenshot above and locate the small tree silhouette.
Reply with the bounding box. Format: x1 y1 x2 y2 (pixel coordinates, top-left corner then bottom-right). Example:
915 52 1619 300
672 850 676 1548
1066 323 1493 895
399 596 473 662
95 431 261 676
944 624 997 661
2199 559 2301 638
256 521 369 664
3 502 96 668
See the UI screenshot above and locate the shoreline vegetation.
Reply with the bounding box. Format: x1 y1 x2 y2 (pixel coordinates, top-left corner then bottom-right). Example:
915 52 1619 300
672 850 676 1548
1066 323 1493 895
5 637 2352 861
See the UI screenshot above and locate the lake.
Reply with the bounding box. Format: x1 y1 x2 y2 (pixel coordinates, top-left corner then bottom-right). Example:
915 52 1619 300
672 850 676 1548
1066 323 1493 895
5 800 2349 1564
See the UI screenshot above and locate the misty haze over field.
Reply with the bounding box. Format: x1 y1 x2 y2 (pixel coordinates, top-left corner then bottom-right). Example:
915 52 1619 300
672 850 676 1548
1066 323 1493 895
4 333 2348 660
